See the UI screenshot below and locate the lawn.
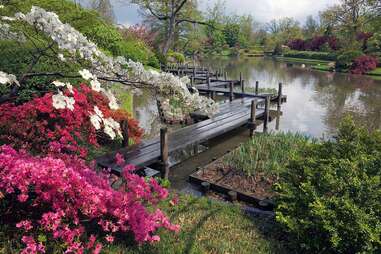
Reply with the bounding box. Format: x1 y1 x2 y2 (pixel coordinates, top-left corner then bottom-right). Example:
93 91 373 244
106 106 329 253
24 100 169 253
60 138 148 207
105 195 289 254
367 67 381 76
0 195 289 254
275 56 332 65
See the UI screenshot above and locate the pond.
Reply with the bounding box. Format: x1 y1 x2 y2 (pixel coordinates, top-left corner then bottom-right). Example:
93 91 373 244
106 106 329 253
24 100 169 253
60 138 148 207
132 57 381 139
199 57 381 138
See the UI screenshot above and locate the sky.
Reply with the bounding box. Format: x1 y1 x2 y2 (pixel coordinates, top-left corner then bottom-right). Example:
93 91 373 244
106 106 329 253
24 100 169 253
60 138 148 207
93 0 341 27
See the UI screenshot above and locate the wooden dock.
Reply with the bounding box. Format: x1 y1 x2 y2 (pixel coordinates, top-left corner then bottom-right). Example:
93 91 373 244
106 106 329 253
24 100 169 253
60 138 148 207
97 65 287 177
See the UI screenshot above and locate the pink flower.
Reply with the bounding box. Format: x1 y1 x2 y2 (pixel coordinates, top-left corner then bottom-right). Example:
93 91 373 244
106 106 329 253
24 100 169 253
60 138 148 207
16 220 33 231
105 235 114 243
93 243 103 254
18 194 29 202
0 145 179 253
115 153 125 166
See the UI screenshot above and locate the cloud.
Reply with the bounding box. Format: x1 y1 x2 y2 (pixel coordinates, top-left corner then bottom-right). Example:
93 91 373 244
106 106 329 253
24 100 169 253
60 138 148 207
109 0 340 26
200 0 340 23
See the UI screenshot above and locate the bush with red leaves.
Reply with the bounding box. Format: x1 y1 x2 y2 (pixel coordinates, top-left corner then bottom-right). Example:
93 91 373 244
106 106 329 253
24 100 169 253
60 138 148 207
287 39 306 51
0 83 143 159
351 55 379 75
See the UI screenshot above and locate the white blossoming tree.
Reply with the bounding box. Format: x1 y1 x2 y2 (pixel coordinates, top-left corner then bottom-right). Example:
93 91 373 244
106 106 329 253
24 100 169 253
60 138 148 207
0 5 217 129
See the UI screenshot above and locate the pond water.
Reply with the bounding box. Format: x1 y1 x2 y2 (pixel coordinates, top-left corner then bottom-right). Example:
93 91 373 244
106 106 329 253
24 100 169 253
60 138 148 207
132 57 381 139
129 57 381 188
199 57 381 138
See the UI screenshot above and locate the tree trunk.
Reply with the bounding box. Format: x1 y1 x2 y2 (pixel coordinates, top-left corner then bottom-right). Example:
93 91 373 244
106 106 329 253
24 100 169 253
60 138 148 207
162 16 176 55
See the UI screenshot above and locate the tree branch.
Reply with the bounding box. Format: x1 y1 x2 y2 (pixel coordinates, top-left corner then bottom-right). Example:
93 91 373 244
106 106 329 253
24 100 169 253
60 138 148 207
174 0 187 15
176 18 215 29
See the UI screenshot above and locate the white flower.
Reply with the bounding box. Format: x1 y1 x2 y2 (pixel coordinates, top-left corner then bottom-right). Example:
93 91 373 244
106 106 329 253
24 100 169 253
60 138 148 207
104 125 116 140
52 80 66 87
90 114 102 130
1 17 16 21
90 79 101 92
0 71 19 86
66 83 74 94
79 69 93 80
52 91 75 110
103 90 119 110
64 96 75 111
14 12 26 20
0 5 4 9
52 92 67 110
8 6 218 121
94 106 104 118
58 53 66 62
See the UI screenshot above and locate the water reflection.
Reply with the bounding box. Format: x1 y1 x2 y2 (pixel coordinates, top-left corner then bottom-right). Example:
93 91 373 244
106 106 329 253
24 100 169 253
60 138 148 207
200 57 381 137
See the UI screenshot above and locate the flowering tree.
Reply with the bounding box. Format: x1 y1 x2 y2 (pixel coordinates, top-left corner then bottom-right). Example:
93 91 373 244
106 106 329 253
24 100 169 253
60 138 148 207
0 146 179 253
0 6 217 122
0 83 143 159
0 6 182 252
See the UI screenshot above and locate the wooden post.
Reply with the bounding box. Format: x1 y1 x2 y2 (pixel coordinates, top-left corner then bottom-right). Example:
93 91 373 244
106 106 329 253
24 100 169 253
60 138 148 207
255 81 259 94
193 67 196 77
160 128 169 179
211 91 216 100
229 82 234 102
277 82 283 108
190 76 194 87
207 76 211 90
249 100 257 137
239 72 242 86
241 80 245 94
121 120 129 147
224 71 227 81
263 96 270 133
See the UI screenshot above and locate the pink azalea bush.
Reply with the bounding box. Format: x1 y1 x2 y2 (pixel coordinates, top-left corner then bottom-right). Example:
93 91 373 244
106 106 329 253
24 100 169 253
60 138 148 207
0 146 179 253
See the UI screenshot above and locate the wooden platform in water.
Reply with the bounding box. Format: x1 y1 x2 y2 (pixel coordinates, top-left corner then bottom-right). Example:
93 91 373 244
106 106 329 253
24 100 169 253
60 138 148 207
97 98 266 173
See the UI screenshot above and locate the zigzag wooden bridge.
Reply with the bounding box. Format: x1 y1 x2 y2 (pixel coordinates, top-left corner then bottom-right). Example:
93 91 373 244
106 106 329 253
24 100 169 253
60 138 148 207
96 64 287 178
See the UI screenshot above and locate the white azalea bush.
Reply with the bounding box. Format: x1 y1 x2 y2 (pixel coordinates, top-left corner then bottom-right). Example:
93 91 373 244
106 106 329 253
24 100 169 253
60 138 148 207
0 6 217 123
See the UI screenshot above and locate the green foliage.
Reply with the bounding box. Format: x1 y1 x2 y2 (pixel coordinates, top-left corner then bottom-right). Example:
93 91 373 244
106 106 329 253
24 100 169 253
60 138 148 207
336 50 364 70
167 51 185 64
275 117 381 253
273 44 283 56
284 50 337 61
224 132 310 177
223 22 241 48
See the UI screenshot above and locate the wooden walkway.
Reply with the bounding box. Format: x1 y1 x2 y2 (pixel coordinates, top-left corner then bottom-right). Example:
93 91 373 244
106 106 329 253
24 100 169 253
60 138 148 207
97 64 287 177
97 98 266 173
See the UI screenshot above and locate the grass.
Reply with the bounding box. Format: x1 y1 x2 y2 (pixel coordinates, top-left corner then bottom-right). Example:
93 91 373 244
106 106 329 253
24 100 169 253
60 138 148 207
106 195 289 254
311 64 333 72
275 56 331 65
111 84 134 113
224 132 310 177
0 195 289 254
367 67 381 76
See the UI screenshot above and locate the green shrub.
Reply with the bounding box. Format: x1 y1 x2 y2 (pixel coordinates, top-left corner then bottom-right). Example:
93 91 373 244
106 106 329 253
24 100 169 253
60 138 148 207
284 50 337 61
167 51 185 64
275 117 381 253
336 50 364 70
224 132 310 177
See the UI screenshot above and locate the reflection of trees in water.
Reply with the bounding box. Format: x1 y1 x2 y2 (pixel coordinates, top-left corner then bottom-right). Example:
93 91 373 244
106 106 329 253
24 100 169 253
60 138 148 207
312 72 381 133
201 57 381 134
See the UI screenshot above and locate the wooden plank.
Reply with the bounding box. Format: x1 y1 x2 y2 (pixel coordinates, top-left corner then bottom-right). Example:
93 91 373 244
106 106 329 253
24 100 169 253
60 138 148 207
99 107 265 171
